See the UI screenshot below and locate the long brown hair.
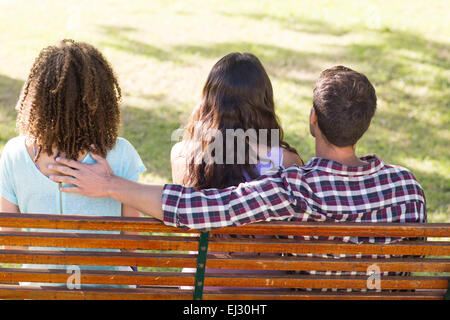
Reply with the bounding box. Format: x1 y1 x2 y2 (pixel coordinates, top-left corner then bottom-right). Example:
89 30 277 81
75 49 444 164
16 39 121 161
182 52 301 189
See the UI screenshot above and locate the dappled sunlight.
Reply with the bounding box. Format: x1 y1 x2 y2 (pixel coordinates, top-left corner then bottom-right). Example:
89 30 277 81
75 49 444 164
401 158 450 180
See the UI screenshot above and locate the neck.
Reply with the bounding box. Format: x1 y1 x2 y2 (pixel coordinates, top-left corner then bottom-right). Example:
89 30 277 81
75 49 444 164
26 141 88 162
315 135 367 167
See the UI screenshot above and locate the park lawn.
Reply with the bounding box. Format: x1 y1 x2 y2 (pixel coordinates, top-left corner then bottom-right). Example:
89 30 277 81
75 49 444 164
0 0 448 221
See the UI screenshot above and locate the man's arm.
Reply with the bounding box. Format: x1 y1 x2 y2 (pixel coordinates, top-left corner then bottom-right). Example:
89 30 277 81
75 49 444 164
161 174 300 231
49 155 301 231
111 179 164 220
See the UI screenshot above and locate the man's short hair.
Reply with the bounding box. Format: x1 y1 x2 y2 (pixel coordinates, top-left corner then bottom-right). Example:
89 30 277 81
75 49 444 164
313 65 377 147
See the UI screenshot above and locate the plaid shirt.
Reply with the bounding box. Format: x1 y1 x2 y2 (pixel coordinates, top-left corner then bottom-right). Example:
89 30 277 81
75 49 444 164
162 155 426 291
163 154 426 234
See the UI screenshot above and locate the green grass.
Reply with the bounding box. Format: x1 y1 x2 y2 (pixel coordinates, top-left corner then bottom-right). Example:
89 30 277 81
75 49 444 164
0 0 448 221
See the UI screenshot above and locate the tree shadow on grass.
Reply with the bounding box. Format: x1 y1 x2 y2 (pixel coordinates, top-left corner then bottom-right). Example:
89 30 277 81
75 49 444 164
98 25 184 64
170 41 331 73
97 21 339 83
219 11 351 37
0 74 23 147
333 29 449 84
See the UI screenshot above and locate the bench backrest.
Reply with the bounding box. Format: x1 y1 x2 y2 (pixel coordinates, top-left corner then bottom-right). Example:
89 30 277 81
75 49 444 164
0 213 449 300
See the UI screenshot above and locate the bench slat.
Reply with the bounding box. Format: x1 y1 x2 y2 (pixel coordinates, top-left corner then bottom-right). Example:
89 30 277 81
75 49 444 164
202 274 449 290
213 222 450 237
208 238 450 256
0 214 177 233
0 250 449 272
2 285 443 300
1 213 449 237
1 231 449 255
204 255 450 272
202 290 447 300
0 285 193 300
0 268 195 287
0 250 198 269
0 268 448 290
0 231 199 251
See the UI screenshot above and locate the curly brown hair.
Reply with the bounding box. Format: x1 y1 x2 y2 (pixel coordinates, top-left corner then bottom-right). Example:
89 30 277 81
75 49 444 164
16 39 121 161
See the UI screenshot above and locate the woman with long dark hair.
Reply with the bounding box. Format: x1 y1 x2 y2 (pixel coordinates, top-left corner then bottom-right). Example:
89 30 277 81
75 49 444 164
171 52 303 290
171 52 303 189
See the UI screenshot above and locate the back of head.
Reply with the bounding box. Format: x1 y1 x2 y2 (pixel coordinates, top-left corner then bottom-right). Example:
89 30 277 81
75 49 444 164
313 65 377 147
199 52 276 131
16 39 121 160
183 52 298 189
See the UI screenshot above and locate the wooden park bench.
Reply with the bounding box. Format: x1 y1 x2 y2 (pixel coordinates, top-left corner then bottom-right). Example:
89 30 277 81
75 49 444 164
0 213 449 300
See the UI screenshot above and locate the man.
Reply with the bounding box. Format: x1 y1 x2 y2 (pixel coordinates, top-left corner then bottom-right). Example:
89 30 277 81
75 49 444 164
49 66 426 239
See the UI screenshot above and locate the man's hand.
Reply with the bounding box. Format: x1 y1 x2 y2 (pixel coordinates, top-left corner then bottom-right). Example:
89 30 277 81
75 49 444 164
49 153 114 198
48 151 165 220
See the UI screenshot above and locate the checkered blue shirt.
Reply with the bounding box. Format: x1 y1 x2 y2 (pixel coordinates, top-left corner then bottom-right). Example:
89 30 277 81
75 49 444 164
162 155 426 237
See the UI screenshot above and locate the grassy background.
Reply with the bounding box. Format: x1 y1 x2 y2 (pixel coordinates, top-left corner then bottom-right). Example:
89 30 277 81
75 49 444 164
0 0 448 222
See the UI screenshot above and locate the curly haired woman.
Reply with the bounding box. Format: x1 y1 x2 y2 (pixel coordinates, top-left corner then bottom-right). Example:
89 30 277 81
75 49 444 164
0 39 146 286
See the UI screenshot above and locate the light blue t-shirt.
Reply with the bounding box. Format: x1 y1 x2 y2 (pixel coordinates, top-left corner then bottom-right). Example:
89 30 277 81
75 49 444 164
0 136 146 286
0 136 146 215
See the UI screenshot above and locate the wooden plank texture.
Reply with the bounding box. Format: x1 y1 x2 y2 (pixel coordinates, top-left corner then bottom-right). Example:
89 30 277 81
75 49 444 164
1 231 449 255
0 285 445 300
1 213 450 237
1 214 449 300
0 250 449 272
0 285 192 300
0 268 448 290
202 290 446 300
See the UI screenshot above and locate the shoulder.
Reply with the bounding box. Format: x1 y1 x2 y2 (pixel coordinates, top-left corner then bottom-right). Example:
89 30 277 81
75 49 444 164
282 148 303 168
383 162 418 181
1 136 26 161
170 142 189 184
107 137 142 159
381 162 425 198
107 137 146 178
171 141 186 162
114 137 136 151
3 136 25 150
